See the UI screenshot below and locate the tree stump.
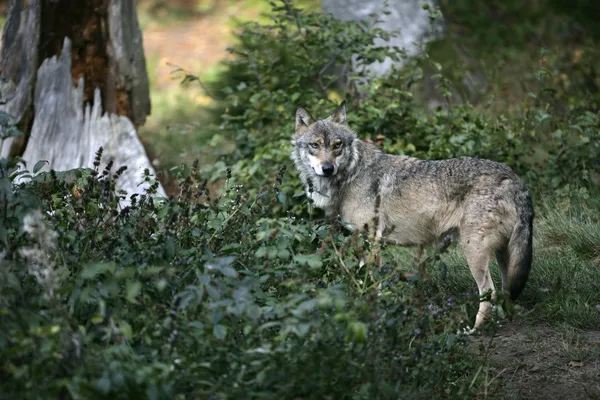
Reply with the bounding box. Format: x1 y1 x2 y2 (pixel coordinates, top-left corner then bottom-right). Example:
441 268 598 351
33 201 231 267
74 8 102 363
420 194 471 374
0 0 165 202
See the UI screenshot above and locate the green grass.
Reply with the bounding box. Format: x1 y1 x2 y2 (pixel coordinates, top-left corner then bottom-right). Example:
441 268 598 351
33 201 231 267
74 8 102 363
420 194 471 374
381 199 600 330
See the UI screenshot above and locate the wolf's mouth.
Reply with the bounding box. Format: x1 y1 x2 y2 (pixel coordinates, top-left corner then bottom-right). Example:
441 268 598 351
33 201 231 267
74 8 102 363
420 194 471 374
307 155 337 177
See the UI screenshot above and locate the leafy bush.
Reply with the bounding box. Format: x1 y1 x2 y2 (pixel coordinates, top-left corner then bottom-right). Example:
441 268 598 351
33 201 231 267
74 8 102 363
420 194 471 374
0 150 484 399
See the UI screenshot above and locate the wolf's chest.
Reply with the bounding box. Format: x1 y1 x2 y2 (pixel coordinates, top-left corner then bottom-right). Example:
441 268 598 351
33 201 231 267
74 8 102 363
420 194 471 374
307 181 376 232
307 188 332 209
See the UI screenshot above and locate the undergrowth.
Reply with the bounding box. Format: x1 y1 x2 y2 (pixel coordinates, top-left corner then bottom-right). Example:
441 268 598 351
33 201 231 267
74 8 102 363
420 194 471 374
1 150 485 399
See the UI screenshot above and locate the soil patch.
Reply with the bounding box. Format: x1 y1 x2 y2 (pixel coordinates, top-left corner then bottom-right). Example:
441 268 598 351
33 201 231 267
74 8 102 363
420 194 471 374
467 323 600 399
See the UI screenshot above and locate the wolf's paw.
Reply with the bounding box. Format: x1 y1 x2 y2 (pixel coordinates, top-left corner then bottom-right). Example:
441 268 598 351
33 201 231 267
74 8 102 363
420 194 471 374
457 326 477 336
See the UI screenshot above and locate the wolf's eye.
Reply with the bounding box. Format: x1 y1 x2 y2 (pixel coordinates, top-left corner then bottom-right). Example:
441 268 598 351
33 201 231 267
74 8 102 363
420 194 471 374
332 142 342 150
309 142 319 149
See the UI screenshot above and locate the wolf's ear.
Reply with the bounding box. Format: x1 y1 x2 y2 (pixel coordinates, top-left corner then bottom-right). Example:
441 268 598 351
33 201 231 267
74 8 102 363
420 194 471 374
330 101 347 125
295 106 316 132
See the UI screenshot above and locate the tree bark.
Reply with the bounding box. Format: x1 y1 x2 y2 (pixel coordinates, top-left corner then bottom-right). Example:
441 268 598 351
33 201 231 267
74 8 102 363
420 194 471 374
105 0 151 126
322 0 442 77
0 0 40 159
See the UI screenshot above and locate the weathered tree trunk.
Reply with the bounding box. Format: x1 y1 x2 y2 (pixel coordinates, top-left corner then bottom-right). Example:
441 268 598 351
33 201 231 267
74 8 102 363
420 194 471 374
0 0 164 201
0 0 40 159
105 0 151 126
322 0 442 78
322 0 487 106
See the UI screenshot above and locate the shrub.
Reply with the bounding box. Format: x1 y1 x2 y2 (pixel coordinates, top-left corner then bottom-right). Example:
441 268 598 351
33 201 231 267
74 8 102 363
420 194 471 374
0 150 483 399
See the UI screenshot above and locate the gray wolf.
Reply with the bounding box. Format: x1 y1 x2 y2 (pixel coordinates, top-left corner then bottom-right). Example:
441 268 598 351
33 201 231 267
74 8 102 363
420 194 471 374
290 101 534 332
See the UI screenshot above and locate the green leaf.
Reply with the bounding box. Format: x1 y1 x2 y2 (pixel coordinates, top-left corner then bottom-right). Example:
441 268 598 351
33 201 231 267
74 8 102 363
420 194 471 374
155 279 168 292
220 265 238 278
81 262 116 280
496 304 506 319
247 304 262 320
205 256 237 278
165 236 176 258
255 246 268 258
90 314 104 324
213 324 227 340
120 320 133 340
277 249 291 261
96 374 111 394
292 190 306 198
205 284 221 300
292 299 318 317
296 323 311 337
220 243 241 252
347 321 368 343
33 160 48 174
277 192 287 207
293 254 323 269
126 281 142 304
174 285 204 311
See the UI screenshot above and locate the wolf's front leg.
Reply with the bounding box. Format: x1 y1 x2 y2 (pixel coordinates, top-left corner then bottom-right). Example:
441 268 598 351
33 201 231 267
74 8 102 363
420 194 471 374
367 227 384 293
360 253 383 293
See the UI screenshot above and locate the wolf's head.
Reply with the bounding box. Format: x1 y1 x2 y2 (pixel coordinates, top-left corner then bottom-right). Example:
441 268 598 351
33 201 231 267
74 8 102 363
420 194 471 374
291 101 357 178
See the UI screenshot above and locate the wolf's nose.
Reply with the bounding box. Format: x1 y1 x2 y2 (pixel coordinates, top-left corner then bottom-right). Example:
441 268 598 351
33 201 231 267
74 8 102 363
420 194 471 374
322 162 335 177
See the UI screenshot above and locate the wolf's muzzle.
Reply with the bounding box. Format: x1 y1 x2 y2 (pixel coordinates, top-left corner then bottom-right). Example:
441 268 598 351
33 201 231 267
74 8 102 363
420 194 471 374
322 162 335 177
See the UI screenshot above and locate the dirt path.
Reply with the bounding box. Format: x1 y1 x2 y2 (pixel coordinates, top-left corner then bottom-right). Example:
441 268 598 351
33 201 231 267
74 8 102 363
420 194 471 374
141 2 263 91
468 323 600 399
142 15 230 90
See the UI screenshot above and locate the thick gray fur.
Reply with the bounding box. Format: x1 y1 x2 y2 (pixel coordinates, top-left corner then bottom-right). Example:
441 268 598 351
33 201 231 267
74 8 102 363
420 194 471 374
291 102 534 331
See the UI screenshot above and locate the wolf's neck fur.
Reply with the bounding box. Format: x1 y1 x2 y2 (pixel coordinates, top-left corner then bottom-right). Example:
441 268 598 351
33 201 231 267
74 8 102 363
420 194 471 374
293 139 390 215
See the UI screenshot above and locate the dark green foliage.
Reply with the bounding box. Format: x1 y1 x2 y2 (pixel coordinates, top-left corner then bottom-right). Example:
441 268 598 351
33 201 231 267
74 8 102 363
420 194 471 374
0 151 481 399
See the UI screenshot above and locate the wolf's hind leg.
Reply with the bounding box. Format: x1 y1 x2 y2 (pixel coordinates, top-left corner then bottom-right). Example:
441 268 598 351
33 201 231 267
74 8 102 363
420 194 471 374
495 246 510 297
461 232 497 331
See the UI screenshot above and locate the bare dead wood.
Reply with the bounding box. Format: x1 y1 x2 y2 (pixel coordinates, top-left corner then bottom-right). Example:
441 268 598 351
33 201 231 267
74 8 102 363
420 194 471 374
106 0 151 126
322 0 441 77
20 38 165 202
0 0 41 158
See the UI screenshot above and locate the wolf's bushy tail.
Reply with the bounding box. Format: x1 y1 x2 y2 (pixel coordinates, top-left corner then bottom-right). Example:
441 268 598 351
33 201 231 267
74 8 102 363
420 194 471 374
507 200 534 300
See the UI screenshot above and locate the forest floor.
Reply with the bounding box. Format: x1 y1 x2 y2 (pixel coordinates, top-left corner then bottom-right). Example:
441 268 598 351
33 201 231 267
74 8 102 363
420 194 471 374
467 322 600 399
